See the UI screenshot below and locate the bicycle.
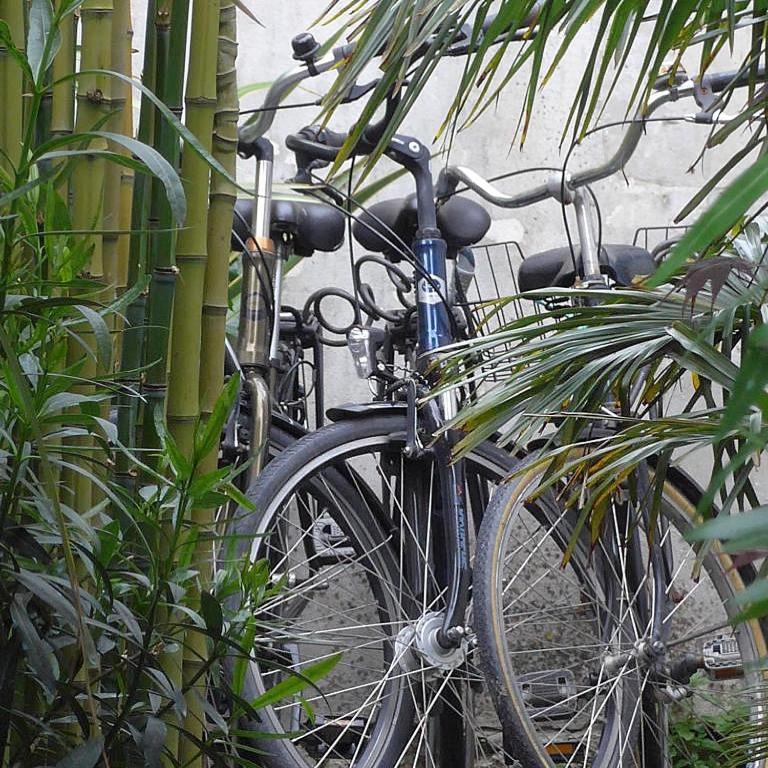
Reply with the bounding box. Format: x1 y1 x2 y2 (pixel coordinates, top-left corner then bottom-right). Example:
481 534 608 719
218 12 551 768
435 66 768 767
222 15 767 768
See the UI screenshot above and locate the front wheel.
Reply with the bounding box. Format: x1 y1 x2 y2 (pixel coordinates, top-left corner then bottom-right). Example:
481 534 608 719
221 413 519 768
475 459 768 767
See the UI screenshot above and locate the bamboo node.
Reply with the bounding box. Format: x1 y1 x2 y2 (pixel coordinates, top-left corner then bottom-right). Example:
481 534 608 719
87 88 105 104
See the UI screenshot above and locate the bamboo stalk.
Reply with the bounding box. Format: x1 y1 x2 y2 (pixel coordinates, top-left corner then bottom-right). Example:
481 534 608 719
140 0 190 461
115 0 134 307
166 0 220 455
180 4 237 764
115 0 158 490
102 0 131 316
64 0 114 515
0 0 25 175
165 0 220 762
50 0 77 213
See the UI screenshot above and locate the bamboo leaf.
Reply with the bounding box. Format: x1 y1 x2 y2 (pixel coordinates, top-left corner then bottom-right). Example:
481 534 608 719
68 69 249 194
28 0 59 85
74 304 112 369
716 323 768 436
37 130 187 226
91 131 186 226
195 374 239 462
250 653 342 710
15 570 80 627
200 590 223 639
238 81 271 98
10 596 57 695
687 504 768 541
141 716 166 768
0 20 33 83
55 738 104 768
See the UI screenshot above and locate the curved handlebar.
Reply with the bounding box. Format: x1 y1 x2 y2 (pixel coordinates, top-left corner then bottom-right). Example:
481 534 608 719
439 67 766 210
237 7 544 146
238 42 355 144
703 65 766 93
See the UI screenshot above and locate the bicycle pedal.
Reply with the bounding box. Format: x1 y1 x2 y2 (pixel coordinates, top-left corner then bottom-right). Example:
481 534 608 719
518 669 577 719
703 633 744 680
311 513 355 559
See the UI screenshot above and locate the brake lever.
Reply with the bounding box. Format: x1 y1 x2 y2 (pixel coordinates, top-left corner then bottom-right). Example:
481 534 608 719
340 78 383 104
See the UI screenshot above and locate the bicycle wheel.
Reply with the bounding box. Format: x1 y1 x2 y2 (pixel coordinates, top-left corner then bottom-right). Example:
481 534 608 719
221 412 518 768
475 459 768 768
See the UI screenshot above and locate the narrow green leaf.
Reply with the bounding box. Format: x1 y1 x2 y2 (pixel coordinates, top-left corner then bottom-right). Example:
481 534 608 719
250 653 342 710
28 0 58 84
687 504 768 541
142 716 166 768
55 738 104 768
650 153 768 286
10 597 57 694
0 20 34 83
716 324 768 436
200 590 223 638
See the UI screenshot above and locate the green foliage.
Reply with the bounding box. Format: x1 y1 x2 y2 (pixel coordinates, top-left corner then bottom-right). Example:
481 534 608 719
438 216 768 552
668 673 754 768
0 4 329 764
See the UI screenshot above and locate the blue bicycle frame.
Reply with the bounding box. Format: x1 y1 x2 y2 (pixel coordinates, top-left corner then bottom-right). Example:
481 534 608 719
392 134 471 648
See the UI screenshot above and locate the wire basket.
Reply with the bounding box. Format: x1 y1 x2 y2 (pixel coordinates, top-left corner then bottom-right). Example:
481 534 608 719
462 240 544 334
633 225 690 263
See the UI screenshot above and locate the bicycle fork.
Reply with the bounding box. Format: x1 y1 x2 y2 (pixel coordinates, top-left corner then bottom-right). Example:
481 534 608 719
413 234 471 648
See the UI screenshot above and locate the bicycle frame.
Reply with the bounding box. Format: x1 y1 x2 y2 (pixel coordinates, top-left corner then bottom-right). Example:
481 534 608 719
396 138 471 647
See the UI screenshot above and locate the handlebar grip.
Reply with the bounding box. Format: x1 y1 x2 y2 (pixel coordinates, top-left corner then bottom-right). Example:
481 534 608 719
703 66 767 93
237 135 274 161
286 131 341 163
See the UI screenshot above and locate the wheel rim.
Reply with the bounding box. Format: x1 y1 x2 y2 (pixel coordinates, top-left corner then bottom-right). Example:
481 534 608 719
483 471 768 768
232 429 518 767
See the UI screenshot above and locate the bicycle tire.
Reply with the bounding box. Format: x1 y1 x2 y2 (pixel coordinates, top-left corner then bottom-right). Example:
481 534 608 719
475 458 768 768
222 413 520 768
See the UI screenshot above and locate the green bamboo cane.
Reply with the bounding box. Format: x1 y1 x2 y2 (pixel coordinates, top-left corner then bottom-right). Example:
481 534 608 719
115 0 158 490
166 1 219 454
115 0 134 306
50 0 76 208
0 0 25 175
165 0 220 761
64 0 113 515
141 0 191 462
180 3 237 764
102 0 130 314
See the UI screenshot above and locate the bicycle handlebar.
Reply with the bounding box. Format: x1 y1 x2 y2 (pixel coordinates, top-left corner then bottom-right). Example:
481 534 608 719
237 6 544 148
438 66 766 209
238 42 355 146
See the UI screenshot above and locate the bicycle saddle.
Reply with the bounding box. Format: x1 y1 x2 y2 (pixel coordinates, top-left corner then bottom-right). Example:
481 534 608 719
353 194 491 260
518 244 656 292
232 197 345 257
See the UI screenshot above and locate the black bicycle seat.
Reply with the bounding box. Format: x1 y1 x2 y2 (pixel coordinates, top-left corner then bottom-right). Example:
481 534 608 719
518 244 656 292
353 194 491 260
232 197 345 257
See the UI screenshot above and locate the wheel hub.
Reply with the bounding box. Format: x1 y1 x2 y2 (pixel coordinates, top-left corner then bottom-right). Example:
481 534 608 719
395 611 470 672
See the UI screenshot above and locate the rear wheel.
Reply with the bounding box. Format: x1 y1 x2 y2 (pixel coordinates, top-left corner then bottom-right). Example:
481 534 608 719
475 460 768 767
221 413 519 768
